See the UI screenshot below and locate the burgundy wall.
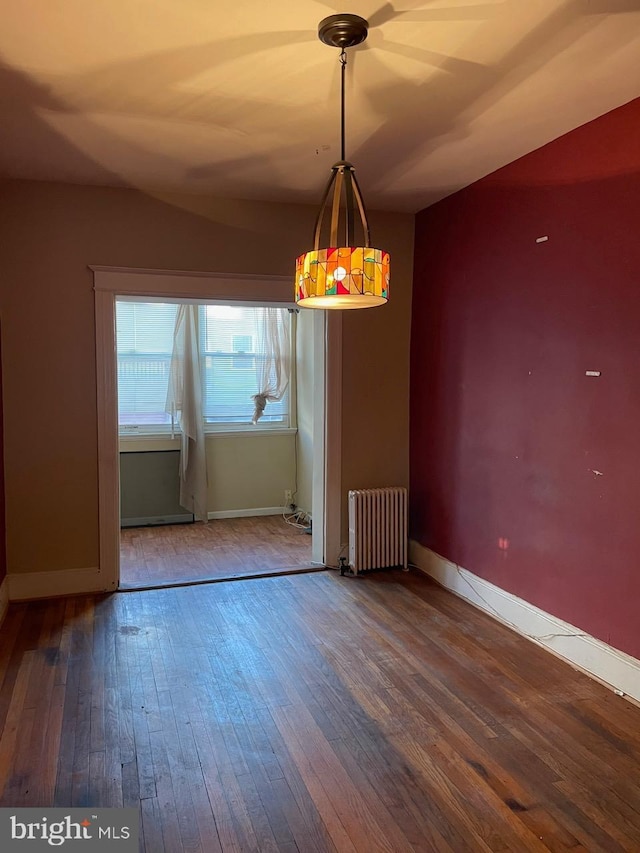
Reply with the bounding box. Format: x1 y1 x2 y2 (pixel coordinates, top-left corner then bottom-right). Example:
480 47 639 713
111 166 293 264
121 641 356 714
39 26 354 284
0 325 5 586
410 97 640 659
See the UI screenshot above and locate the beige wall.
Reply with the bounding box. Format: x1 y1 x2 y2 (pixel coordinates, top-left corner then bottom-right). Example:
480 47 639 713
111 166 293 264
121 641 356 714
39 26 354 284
0 179 413 576
341 215 414 540
207 433 295 512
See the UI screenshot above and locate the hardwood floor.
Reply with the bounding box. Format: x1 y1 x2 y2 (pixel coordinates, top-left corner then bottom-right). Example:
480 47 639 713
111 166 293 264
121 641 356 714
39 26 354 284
1 569 640 851
120 514 313 589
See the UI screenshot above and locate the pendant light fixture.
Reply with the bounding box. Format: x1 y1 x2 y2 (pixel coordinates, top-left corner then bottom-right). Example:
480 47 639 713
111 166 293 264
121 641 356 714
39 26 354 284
295 14 389 309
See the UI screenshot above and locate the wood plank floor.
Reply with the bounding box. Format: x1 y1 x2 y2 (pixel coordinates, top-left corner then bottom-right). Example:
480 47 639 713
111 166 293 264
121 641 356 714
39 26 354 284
1 569 640 851
120 515 313 589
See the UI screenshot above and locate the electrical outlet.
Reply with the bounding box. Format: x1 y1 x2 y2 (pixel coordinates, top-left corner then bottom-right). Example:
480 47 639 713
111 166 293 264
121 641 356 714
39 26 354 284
284 490 293 506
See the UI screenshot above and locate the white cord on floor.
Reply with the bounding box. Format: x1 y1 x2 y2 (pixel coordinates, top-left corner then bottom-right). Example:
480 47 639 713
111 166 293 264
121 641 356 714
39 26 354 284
282 509 310 530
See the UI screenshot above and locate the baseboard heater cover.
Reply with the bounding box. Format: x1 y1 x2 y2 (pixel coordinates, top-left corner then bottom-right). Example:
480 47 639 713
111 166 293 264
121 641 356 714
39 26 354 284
120 450 193 528
120 513 193 529
348 487 408 573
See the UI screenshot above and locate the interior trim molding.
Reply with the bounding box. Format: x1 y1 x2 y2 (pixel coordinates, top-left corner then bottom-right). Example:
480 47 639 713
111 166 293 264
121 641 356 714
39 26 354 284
7 567 105 602
323 312 342 567
90 265 290 282
410 540 640 704
91 266 292 303
0 577 8 627
311 312 326 566
207 506 291 520
119 427 297 447
93 266 341 588
95 288 120 593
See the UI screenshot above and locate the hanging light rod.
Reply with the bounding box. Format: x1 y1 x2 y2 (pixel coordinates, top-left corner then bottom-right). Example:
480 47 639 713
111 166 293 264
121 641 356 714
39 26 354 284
295 13 389 310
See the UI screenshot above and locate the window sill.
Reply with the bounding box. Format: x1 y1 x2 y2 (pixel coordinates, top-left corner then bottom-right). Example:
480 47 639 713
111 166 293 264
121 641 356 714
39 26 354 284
205 427 297 438
119 427 297 448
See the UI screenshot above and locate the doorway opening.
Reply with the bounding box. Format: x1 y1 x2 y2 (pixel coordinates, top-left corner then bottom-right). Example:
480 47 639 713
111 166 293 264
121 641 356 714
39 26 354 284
93 267 342 593
116 298 313 589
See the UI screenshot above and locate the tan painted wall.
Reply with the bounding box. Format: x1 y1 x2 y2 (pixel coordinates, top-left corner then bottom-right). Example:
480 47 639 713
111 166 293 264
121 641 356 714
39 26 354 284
340 215 414 541
0 179 413 575
206 433 295 512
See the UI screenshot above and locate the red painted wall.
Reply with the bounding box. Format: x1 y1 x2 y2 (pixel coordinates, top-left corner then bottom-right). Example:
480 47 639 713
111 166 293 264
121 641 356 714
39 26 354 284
411 97 640 659
0 325 5 586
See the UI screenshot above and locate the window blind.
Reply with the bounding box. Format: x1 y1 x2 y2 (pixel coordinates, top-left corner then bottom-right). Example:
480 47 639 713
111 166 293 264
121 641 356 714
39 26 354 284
200 305 288 425
116 301 178 430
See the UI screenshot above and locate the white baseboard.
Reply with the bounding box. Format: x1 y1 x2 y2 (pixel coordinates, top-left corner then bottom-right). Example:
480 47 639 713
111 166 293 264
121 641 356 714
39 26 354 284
409 540 640 704
8 566 106 602
207 506 286 520
0 576 8 627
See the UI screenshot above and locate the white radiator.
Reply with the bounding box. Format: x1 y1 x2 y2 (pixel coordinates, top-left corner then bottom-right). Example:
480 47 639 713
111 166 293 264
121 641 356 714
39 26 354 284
348 487 408 574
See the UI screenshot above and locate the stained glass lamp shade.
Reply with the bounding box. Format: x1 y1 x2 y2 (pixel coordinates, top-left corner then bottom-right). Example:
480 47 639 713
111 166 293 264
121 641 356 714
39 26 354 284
295 16 389 310
296 246 389 309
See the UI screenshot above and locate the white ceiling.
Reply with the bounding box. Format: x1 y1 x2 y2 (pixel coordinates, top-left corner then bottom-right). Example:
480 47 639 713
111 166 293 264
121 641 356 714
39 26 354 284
0 0 638 212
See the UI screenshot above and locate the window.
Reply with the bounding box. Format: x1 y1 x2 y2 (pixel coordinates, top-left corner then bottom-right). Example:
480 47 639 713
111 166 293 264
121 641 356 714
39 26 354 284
116 301 290 434
116 301 177 430
200 304 288 425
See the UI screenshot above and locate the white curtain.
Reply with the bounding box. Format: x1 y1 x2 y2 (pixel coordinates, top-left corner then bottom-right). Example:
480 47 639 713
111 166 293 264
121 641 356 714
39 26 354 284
165 304 208 522
252 308 291 424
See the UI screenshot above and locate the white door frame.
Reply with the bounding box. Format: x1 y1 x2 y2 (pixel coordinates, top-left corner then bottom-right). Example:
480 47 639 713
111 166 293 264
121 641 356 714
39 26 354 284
92 265 342 590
